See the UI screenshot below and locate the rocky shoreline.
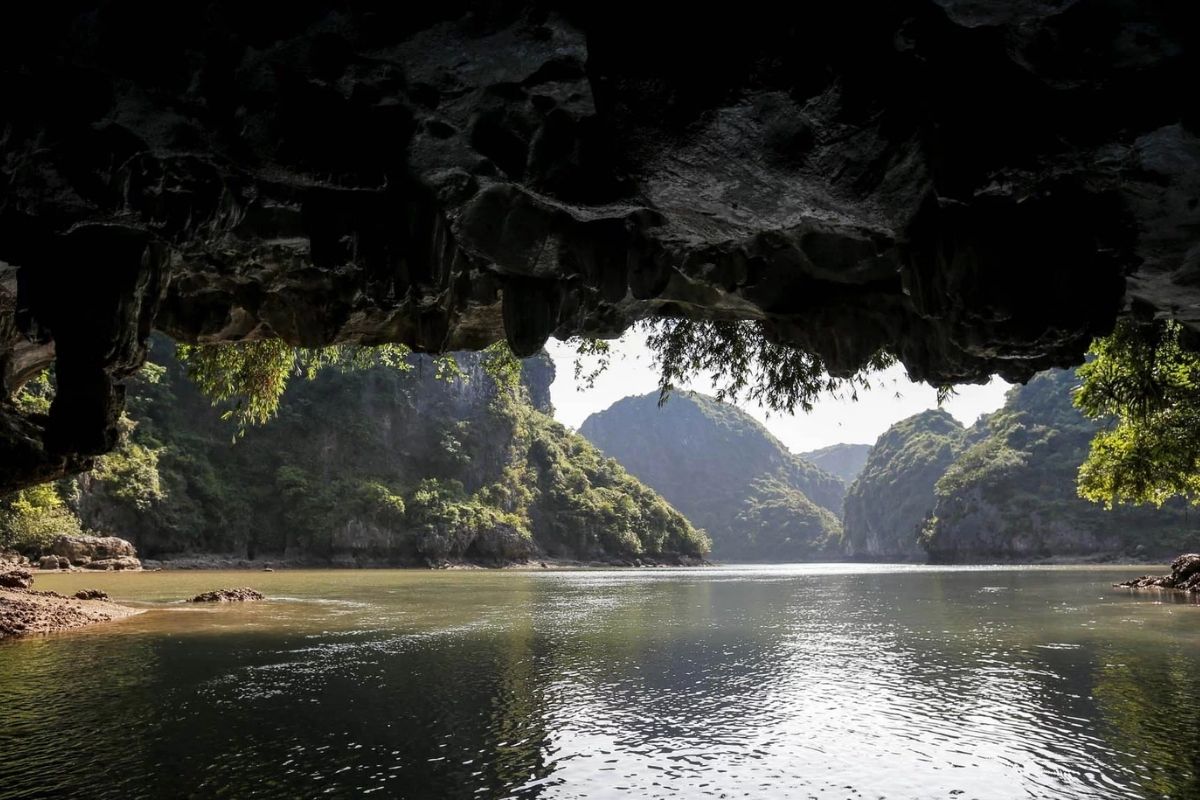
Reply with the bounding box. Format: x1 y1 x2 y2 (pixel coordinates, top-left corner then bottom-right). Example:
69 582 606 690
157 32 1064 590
0 569 141 640
1115 554 1200 595
138 554 710 571
1 567 279 640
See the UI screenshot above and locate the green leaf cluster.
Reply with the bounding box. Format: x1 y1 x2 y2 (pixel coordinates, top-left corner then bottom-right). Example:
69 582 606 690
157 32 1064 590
31 334 707 565
1074 319 1200 508
13 369 54 415
643 319 895 413
176 340 416 434
0 483 82 553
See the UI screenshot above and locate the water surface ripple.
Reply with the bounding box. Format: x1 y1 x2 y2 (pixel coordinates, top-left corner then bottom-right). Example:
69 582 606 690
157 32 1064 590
1 565 1197 799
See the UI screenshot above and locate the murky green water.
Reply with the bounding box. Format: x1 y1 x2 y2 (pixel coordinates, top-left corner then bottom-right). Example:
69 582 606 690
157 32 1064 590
1 565 1198 799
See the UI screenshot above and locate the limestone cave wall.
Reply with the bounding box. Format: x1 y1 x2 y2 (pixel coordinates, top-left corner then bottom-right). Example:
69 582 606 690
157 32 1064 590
1 1 1198 491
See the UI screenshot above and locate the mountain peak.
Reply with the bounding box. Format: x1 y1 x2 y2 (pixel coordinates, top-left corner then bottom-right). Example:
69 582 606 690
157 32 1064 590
579 392 845 562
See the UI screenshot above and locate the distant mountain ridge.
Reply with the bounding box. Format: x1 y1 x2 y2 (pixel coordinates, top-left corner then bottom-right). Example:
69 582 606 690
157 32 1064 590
799 443 872 484
579 392 845 561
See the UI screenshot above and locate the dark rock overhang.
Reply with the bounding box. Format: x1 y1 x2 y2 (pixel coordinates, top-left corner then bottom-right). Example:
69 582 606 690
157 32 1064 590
1 1 1198 493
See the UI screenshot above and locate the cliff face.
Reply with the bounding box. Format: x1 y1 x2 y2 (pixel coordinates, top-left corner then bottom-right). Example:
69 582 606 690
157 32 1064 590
579 392 844 561
842 410 965 560
799 444 872 485
922 370 1194 562
845 369 1197 563
4 2 1200 492
68 340 708 565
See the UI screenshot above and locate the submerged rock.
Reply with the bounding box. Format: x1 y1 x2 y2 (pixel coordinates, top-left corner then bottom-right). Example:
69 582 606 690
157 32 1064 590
1116 554 1200 593
188 588 266 603
73 589 109 601
0 568 33 589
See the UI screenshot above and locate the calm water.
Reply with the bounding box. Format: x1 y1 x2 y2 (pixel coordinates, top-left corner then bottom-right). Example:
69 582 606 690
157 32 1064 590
1 565 1198 799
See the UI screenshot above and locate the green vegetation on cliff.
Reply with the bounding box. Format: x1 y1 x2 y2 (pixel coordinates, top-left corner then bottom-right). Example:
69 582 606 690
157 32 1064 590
0 483 84 553
5 339 708 565
844 369 1194 564
921 369 1192 561
579 391 844 561
842 410 965 560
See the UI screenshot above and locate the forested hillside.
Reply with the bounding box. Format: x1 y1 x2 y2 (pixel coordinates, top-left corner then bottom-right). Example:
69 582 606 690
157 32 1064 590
580 392 845 561
842 410 965 560
844 370 1195 563
921 369 1192 562
1 339 709 566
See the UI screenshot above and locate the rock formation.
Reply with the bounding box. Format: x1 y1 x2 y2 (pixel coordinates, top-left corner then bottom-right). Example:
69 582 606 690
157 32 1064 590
922 369 1192 562
66 338 708 566
580 391 844 561
846 369 1195 562
188 588 266 603
0 568 33 589
46 535 141 570
0 569 140 639
843 410 965 560
2 3 1199 490
1116 554 1200 594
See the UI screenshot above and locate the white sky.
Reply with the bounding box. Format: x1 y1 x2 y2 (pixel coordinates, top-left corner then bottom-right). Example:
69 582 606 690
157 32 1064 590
545 331 1012 453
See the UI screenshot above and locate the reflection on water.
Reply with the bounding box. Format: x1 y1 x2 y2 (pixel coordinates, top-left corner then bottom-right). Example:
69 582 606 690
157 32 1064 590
2 565 1198 799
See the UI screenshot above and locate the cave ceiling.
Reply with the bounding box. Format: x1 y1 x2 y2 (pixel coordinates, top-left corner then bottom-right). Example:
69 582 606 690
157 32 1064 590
1 1 1198 492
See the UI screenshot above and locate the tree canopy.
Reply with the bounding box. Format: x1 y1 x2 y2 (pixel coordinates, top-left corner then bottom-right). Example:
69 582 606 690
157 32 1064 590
1074 319 1200 508
13 309 1200 521
175 340 530 435
643 319 897 411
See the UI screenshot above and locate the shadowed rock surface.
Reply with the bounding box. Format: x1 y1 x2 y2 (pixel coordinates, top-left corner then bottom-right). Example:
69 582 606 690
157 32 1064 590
2 2 1199 490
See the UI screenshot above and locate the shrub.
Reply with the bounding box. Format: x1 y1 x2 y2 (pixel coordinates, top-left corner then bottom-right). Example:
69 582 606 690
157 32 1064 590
0 484 84 554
